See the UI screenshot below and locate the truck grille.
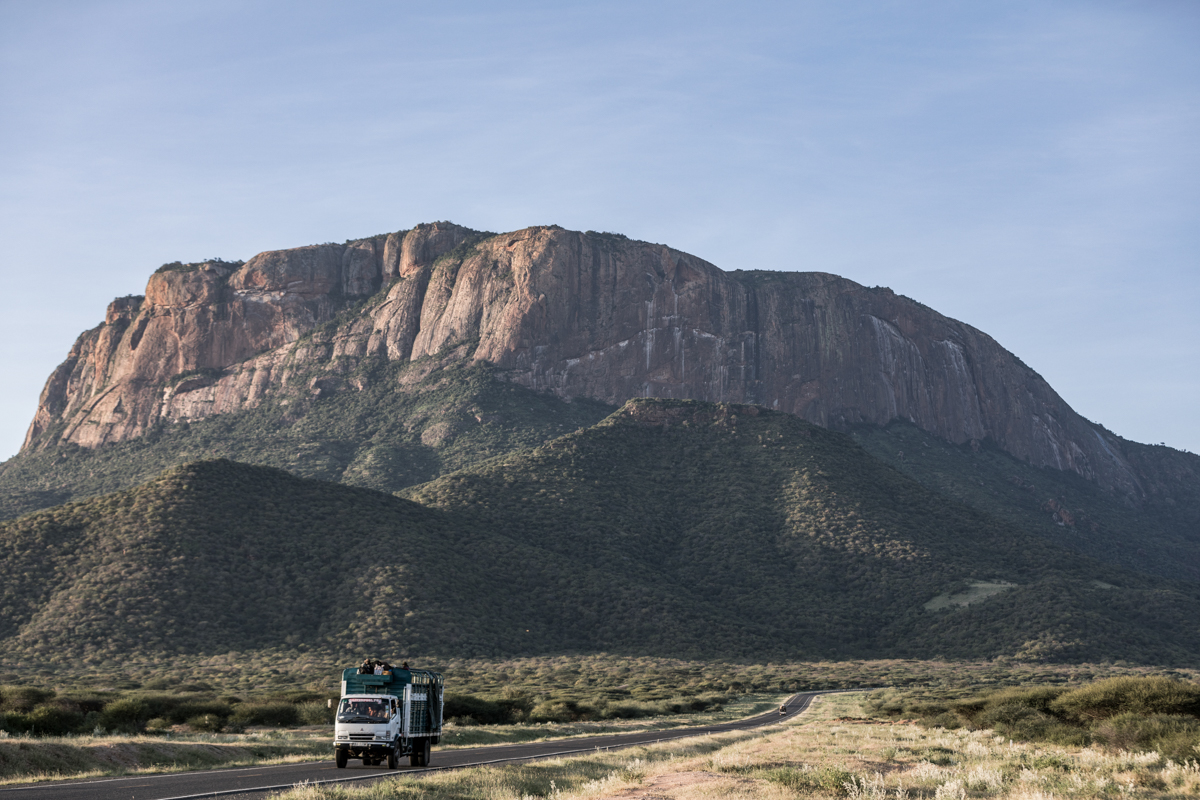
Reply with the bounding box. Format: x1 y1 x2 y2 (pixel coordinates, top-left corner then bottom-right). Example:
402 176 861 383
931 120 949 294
348 734 374 741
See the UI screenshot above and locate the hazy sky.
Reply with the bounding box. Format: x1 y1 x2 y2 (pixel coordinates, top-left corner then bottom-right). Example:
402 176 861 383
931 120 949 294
2 0 1197 460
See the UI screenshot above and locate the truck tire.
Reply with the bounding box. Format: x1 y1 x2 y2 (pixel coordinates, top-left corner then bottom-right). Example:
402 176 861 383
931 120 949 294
387 742 398 770
409 740 422 767
422 736 432 766
336 750 347 769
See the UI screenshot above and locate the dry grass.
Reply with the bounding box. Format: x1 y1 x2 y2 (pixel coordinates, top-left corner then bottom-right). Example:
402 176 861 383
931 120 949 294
0 729 328 785
272 693 1200 800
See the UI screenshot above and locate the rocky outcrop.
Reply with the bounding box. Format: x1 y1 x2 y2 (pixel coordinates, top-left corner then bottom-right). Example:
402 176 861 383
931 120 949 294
24 224 1146 497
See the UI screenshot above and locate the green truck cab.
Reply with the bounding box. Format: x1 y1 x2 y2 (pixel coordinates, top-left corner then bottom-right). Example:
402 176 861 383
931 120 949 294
333 665 444 769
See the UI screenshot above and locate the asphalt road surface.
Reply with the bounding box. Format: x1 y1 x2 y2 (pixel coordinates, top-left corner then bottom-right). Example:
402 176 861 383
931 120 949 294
0 691 827 800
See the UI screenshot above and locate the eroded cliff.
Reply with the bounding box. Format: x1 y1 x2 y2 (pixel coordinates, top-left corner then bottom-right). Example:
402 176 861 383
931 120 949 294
24 223 1144 497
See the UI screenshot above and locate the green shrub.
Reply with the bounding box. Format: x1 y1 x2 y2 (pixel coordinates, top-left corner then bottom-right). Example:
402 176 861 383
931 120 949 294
918 747 956 766
1033 723 1092 747
442 693 528 725
1152 732 1200 763
786 766 856 794
655 695 722 715
890 677 1200 754
62 693 110 714
124 694 190 725
297 702 333 726
99 697 149 731
978 702 1054 734
528 699 593 723
228 702 299 728
186 714 223 732
761 766 811 788
0 711 31 734
171 701 232 724
0 686 53 712
1050 677 1200 723
977 685 1066 715
26 704 85 735
1093 712 1200 756
920 711 965 729
1027 753 1073 771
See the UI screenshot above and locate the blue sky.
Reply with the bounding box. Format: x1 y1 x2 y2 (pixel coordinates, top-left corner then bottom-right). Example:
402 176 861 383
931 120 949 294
1 0 1197 460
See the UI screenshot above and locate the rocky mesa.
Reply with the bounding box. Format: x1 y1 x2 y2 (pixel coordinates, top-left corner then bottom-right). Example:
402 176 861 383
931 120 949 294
25 222 1146 497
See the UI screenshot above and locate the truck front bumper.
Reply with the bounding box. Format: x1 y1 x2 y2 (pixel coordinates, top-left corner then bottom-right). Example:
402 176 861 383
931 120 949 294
336 741 395 755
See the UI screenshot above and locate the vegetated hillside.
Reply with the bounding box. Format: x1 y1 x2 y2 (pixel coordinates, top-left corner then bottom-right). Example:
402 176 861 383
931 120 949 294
3 399 1198 667
0 457 713 663
0 362 613 521
403 399 1200 664
851 422 1200 585
4 369 1196 605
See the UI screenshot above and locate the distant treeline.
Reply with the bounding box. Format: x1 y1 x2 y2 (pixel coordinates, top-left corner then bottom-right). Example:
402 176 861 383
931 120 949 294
0 685 334 736
0 685 724 737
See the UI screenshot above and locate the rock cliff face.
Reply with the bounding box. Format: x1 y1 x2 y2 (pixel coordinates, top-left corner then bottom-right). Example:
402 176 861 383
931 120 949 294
25 223 1145 497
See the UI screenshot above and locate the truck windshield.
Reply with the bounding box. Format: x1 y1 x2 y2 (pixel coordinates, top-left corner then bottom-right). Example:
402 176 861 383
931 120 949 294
337 698 391 722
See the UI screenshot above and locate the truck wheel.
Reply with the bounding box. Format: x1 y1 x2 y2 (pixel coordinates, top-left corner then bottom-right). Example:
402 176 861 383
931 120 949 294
388 741 398 770
422 737 432 766
336 750 347 769
409 741 421 767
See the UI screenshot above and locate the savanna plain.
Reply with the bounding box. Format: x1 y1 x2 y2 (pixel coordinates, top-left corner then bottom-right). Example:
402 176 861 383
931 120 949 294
4 660 1200 800
275 683 1200 800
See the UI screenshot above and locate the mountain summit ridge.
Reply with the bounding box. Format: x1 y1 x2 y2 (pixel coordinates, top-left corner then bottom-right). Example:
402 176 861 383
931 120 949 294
21 223 1155 498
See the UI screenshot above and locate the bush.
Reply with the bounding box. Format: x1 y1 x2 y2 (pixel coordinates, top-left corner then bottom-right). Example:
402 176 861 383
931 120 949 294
297 702 333 726
528 699 593 723
171 701 232 724
978 702 1053 733
920 711 965 729
1033 723 1092 747
0 711 31 734
442 693 528 725
186 714 223 732
228 702 299 728
1093 712 1200 757
597 702 647 720
1050 677 1200 723
656 695 722 715
764 766 857 794
99 697 149 731
890 677 1200 755
976 685 1066 715
62 693 110 714
0 686 53 713
26 704 85 735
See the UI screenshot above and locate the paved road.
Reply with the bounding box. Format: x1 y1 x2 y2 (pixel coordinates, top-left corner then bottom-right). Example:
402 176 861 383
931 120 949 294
0 691 827 800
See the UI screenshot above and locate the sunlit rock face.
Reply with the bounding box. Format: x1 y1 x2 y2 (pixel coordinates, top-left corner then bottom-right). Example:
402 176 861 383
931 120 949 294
23 223 1142 497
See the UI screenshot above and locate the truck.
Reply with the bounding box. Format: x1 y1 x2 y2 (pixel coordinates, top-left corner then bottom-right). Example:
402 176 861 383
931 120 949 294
333 663 444 769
